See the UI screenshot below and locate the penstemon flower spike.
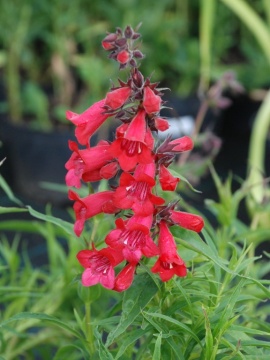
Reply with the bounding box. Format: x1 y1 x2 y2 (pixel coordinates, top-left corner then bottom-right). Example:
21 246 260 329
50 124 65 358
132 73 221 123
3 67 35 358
66 25 204 292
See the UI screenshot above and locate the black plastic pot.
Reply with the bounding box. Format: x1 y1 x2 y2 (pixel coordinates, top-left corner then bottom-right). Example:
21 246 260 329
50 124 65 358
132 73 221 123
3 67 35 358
0 119 76 206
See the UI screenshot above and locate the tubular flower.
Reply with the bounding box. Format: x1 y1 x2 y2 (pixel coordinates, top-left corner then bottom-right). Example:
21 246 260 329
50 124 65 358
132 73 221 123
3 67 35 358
151 221 187 281
65 140 115 188
113 163 165 215
66 99 110 146
143 86 161 114
68 190 119 237
114 263 137 292
77 245 124 289
105 215 159 264
169 210 204 233
110 109 154 171
159 164 180 191
105 86 132 110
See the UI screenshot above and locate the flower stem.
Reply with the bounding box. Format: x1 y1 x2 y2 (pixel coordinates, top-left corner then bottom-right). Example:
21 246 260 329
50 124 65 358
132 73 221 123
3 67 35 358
85 302 95 355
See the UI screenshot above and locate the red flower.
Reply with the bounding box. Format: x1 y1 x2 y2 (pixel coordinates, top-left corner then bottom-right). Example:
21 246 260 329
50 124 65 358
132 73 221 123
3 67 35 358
159 164 180 191
169 136 193 152
68 190 118 237
77 245 123 289
114 263 137 292
105 87 131 110
66 99 110 146
154 117 169 131
143 86 161 114
110 109 154 171
169 210 204 232
65 140 115 188
117 50 130 64
151 221 187 281
105 214 159 264
112 162 165 215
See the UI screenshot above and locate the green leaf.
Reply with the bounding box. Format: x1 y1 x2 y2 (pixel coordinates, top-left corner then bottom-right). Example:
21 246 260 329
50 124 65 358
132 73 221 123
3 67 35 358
0 312 83 340
53 344 85 360
0 174 23 206
0 206 27 214
105 273 158 347
115 327 150 359
27 206 74 236
143 312 202 348
152 332 162 360
170 167 201 193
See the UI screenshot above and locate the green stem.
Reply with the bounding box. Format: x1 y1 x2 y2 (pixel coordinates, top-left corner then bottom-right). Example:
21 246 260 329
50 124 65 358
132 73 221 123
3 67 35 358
85 302 95 355
220 0 270 66
247 88 270 205
199 0 216 93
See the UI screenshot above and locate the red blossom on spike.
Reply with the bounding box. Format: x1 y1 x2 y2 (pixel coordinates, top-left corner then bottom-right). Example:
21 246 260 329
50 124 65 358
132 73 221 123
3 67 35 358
114 263 137 292
151 221 187 281
112 162 164 216
169 210 204 232
143 86 161 114
65 140 114 188
68 190 119 237
105 87 132 110
159 164 180 191
66 99 110 146
77 245 123 289
110 109 154 171
105 215 159 264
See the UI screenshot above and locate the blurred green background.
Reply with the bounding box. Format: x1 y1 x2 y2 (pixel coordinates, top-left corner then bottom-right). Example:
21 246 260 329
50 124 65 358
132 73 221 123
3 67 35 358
0 0 269 131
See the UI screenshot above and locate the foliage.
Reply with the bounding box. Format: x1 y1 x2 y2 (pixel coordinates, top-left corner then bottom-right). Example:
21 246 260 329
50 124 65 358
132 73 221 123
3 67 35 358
1 165 270 358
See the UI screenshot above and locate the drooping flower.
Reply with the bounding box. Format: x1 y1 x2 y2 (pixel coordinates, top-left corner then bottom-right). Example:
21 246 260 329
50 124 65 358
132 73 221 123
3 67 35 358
77 245 124 289
112 162 164 215
66 99 110 146
65 140 115 188
105 86 132 110
114 263 137 292
110 109 154 171
68 190 119 237
105 214 159 264
151 221 187 281
159 164 180 191
143 86 161 114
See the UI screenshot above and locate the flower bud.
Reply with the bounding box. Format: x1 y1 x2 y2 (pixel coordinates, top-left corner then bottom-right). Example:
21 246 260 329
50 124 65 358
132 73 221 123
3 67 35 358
114 263 136 292
143 86 161 114
117 50 130 64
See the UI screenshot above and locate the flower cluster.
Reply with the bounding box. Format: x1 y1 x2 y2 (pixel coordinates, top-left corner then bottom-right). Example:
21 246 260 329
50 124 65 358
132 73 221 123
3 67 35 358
66 25 204 292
